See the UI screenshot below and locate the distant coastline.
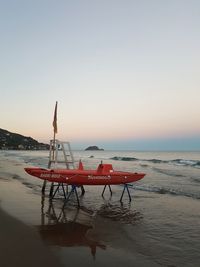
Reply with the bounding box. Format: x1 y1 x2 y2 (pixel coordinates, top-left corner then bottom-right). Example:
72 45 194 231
0 128 49 150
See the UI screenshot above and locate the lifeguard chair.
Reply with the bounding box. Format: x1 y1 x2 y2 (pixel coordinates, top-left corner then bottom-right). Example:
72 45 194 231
42 139 85 199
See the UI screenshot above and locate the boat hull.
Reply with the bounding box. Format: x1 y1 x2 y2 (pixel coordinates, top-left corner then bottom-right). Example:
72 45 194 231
24 167 145 186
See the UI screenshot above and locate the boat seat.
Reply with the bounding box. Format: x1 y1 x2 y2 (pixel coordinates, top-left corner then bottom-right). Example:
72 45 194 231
97 164 113 174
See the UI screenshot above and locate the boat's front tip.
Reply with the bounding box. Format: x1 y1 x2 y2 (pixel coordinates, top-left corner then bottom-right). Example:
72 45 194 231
24 167 32 175
24 167 44 176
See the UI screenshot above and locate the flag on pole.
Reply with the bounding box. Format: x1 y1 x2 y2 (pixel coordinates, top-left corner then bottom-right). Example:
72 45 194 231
52 101 58 134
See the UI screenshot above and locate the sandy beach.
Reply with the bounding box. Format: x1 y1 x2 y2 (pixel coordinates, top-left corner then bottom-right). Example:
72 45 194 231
0 155 63 267
0 208 62 267
0 150 200 267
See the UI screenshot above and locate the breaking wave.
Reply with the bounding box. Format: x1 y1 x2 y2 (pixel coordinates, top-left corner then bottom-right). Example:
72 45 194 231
110 157 200 168
97 203 143 224
131 185 200 200
111 156 138 161
152 167 185 178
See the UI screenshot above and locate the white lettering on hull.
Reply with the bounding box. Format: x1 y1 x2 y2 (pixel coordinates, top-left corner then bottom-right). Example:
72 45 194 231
40 173 61 179
88 175 111 180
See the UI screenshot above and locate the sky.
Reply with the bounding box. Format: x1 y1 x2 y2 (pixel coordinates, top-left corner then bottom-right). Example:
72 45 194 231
0 0 200 150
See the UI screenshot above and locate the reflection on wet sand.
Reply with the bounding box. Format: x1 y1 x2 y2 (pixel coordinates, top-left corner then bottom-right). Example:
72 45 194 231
38 197 106 258
37 195 144 262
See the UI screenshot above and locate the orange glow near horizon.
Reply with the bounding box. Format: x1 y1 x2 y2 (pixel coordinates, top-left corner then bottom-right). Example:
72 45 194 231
1 1 200 150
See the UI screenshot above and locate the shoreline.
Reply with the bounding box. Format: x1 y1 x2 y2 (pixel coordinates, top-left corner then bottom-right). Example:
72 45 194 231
0 206 62 267
0 156 62 266
0 151 200 267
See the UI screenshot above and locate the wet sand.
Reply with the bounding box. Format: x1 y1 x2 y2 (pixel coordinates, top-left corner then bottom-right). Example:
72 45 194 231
0 156 62 267
0 207 62 267
0 152 200 267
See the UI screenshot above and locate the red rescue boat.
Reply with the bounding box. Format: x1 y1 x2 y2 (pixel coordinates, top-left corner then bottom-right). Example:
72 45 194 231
25 162 145 186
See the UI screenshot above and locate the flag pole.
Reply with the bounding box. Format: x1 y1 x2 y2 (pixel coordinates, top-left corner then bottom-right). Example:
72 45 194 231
52 101 58 161
42 101 58 194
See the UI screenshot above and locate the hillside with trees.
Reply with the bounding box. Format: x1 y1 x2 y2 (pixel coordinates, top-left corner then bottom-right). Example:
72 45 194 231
0 128 49 150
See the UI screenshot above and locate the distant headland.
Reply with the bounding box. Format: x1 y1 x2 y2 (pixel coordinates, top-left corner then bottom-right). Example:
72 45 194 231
0 128 49 150
85 146 104 151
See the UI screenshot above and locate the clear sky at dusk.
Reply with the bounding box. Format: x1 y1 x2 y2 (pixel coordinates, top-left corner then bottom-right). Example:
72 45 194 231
1 0 200 150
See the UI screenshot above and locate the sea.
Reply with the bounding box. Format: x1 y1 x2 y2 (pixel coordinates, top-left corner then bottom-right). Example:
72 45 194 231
0 149 200 267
